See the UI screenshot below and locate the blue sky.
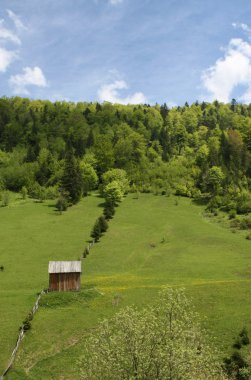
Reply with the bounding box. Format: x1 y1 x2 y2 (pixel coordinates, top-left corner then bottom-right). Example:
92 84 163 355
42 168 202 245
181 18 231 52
1 0 251 105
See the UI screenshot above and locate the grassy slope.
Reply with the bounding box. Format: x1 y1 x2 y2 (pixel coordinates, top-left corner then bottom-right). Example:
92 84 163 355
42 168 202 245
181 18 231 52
0 194 102 375
5 194 251 379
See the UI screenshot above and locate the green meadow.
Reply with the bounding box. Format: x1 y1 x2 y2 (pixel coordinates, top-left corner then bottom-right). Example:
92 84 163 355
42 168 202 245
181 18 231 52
2 194 251 379
0 194 102 376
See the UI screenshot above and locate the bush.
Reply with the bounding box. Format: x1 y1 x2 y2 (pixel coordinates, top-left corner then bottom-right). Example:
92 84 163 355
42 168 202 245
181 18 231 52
1 162 37 191
83 247 89 258
224 327 250 379
28 183 46 201
101 169 129 196
224 351 249 379
236 191 251 214
175 184 191 197
240 217 251 230
233 337 242 350
21 186 28 199
103 181 123 206
80 162 98 195
240 327 250 346
46 186 59 200
55 196 68 213
191 188 201 199
141 185 152 193
228 209 237 219
22 318 31 332
0 176 4 191
246 232 251 240
206 196 222 212
1 191 10 207
237 201 251 214
230 217 251 230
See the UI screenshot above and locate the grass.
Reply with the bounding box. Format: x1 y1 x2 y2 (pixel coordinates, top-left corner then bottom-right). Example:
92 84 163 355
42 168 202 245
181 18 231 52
3 193 251 379
0 194 102 375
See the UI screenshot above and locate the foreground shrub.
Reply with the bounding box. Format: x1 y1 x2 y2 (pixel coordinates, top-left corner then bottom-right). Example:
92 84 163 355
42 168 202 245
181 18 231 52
79 288 228 380
224 328 250 379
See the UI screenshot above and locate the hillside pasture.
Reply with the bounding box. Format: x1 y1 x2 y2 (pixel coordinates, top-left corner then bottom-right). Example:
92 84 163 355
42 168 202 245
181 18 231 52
0 194 102 375
5 194 251 379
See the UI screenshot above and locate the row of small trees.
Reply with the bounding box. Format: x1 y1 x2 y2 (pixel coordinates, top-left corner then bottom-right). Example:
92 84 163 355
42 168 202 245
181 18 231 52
82 168 127 256
83 201 116 258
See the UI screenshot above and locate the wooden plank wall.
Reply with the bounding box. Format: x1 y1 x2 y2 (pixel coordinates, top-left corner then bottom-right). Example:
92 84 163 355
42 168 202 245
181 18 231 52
49 273 80 291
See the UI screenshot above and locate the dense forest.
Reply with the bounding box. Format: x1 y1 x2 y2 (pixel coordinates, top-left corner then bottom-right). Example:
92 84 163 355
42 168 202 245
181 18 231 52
0 96 251 216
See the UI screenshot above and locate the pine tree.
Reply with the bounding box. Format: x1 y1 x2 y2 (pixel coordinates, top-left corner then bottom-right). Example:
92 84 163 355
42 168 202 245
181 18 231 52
103 202 115 220
98 215 108 233
83 247 89 258
91 220 101 242
26 121 40 162
61 143 82 205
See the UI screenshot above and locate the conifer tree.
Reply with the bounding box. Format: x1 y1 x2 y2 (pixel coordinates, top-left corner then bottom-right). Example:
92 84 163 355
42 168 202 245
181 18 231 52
98 215 108 233
91 220 101 242
61 142 82 204
83 247 89 258
103 202 115 220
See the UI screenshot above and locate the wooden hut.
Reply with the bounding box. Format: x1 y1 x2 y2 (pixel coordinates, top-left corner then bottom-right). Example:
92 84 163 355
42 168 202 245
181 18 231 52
48 261 81 291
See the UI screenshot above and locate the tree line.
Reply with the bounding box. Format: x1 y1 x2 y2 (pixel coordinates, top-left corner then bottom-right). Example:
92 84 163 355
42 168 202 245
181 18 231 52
0 97 250 216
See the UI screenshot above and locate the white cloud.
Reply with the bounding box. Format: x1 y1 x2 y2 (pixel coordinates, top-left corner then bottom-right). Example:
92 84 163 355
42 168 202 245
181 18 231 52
9 66 48 94
0 47 17 72
109 0 123 5
201 38 251 103
0 10 26 75
0 20 21 45
98 80 147 104
232 22 251 34
7 9 27 31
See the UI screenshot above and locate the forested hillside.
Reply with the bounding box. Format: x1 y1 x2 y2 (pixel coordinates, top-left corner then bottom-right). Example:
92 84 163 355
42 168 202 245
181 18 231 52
0 97 251 215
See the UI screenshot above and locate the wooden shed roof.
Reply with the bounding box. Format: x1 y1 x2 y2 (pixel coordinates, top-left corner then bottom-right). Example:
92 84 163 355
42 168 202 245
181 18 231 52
48 261 82 274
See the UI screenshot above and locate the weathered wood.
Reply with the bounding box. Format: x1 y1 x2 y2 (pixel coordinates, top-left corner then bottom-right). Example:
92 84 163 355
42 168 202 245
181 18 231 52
49 272 80 291
48 261 81 274
48 261 81 291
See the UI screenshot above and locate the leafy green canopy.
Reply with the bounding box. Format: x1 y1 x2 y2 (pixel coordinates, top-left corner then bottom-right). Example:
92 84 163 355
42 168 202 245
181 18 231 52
0 98 251 208
79 288 228 380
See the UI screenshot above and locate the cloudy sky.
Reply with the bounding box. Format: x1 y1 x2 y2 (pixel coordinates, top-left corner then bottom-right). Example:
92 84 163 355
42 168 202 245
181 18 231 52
1 0 251 105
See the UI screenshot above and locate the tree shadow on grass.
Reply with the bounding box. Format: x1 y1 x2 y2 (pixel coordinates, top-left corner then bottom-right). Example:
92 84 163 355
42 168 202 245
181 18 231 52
44 203 56 208
98 201 106 208
192 197 209 206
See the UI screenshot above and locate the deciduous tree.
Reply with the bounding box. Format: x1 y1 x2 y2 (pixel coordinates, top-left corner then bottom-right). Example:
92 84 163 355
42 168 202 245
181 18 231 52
80 288 228 380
